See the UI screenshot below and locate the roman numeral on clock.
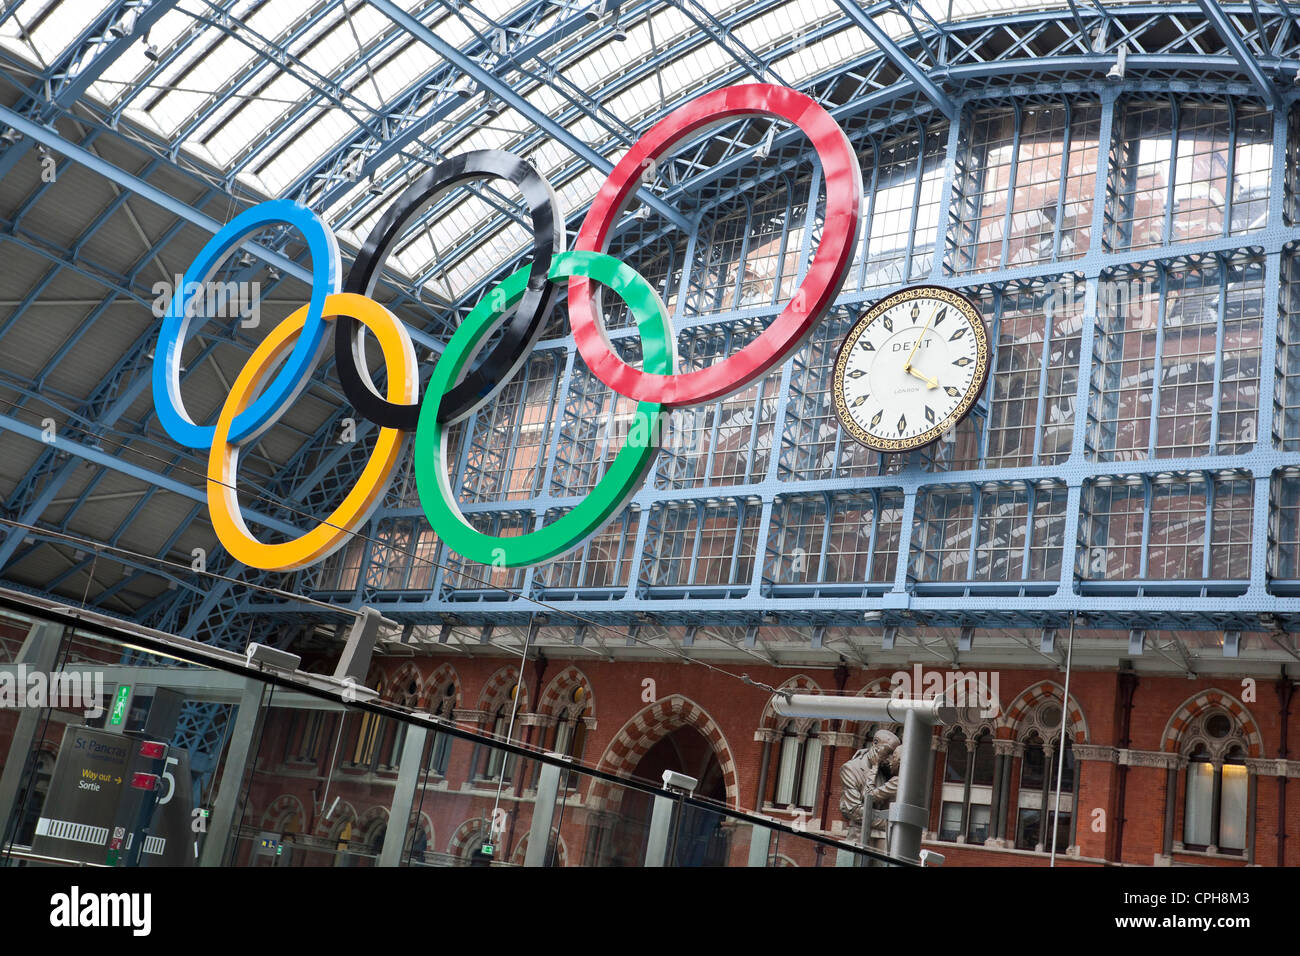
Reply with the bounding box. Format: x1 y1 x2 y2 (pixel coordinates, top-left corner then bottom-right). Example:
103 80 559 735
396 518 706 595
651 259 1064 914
953 356 972 367
860 339 875 351
870 409 882 428
848 368 865 378
897 413 907 435
949 326 966 341
934 308 946 326
851 395 867 407
883 316 894 332
925 405 935 424
910 303 920 322
944 385 961 398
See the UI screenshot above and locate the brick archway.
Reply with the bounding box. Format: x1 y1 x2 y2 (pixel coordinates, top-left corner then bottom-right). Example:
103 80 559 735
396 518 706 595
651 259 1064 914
511 830 568 867
447 817 489 858
385 662 424 706
260 794 305 831
477 664 528 714
589 695 739 810
539 665 594 717
1161 689 1263 757
421 662 462 713
997 680 1089 743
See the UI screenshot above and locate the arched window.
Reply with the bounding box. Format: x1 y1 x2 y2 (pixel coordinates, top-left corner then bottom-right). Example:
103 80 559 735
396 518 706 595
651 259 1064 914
1014 701 1077 853
429 681 457 776
479 686 520 783
1180 710 1250 855
549 684 590 788
765 719 823 811
937 725 995 844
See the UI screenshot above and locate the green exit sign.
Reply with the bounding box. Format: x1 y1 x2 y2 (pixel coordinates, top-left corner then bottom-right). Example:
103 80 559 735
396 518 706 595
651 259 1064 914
480 843 494 856
108 685 131 726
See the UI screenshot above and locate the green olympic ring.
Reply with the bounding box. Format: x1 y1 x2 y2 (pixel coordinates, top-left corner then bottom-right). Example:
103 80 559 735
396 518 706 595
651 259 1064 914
414 249 675 567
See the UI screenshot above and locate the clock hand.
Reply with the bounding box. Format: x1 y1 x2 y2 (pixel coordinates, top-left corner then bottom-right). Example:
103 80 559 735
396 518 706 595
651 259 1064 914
905 365 939 389
903 304 939 374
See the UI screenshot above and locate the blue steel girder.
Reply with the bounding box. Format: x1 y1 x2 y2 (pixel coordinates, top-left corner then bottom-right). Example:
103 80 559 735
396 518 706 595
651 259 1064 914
368 0 690 231
833 0 958 120
323 0 832 234
169 0 388 154
1196 0 1286 107
7 1 1300 650
351 0 859 304
0 0 181 183
288 0 675 216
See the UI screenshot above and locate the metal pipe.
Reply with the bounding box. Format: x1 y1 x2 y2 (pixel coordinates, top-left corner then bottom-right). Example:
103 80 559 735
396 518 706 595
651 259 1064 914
772 693 979 726
887 709 932 864
772 693 969 863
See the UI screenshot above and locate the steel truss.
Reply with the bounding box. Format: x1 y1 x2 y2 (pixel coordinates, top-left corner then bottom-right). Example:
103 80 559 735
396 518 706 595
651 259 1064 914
3 5 1300 704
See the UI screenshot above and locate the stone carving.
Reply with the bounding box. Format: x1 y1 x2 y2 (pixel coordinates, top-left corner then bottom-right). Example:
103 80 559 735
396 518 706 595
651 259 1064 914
839 729 901 830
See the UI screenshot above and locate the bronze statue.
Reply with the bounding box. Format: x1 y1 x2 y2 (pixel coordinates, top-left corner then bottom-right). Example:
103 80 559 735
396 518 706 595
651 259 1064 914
839 728 901 828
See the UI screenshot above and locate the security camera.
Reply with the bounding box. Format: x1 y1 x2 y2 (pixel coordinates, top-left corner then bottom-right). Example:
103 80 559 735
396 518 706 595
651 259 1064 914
1106 45 1127 82
245 642 302 672
661 769 698 794
919 848 945 867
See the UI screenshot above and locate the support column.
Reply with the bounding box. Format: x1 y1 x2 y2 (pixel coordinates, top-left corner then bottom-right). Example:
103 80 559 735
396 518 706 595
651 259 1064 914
644 793 678 867
1162 766 1176 859
886 709 932 864
957 739 973 843
199 679 269 867
1246 772 1258 865
990 738 1017 846
524 754 566 868
379 722 428 867
0 621 62 849
746 824 772 867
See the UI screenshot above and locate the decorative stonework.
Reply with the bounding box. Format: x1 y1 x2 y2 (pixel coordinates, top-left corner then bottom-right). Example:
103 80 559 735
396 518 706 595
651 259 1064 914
422 662 462 714
385 662 424 706
1160 689 1262 757
477 664 528 714
260 793 306 831
998 680 1089 743
1117 749 1182 770
992 739 1018 757
1073 744 1119 762
539 665 594 718
1243 757 1287 776
447 817 489 857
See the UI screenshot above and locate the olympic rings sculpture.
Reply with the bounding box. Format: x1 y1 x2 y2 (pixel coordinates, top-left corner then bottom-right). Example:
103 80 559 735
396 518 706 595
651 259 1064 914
151 83 863 572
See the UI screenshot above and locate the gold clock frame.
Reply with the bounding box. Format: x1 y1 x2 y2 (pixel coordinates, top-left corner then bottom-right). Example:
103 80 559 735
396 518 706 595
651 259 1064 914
831 285 990 453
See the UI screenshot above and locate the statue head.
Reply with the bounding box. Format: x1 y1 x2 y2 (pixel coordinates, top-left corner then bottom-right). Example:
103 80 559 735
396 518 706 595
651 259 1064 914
870 728 901 757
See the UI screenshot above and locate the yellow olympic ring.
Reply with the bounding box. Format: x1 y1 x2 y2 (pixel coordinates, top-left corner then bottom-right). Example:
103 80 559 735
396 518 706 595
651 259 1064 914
207 292 417 570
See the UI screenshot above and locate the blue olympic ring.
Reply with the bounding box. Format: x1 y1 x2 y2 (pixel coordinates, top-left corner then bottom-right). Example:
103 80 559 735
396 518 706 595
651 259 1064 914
151 199 340 448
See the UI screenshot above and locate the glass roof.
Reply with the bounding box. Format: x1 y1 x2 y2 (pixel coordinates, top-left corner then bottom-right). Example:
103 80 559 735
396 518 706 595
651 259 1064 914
0 0 1133 301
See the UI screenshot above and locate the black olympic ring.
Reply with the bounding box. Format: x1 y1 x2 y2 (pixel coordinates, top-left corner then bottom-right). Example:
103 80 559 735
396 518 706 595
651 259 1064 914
339 149 562 428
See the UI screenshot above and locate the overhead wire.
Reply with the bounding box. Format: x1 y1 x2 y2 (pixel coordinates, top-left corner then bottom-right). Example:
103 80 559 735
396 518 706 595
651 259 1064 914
0 382 791 698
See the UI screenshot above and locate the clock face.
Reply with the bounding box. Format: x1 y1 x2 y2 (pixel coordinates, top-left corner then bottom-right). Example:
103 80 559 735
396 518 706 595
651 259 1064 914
832 285 990 453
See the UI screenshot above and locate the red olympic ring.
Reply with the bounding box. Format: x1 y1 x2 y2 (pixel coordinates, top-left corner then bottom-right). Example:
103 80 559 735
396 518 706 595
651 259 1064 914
570 83 863 407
